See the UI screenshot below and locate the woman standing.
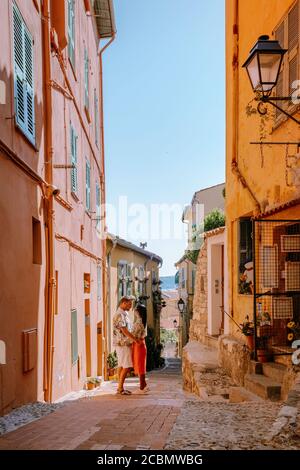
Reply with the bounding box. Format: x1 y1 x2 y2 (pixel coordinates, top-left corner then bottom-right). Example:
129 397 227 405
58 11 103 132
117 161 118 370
132 304 148 393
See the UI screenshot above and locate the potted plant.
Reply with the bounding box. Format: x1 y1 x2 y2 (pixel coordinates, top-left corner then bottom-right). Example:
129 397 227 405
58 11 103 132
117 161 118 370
107 351 118 378
240 315 254 350
256 335 273 363
85 377 101 390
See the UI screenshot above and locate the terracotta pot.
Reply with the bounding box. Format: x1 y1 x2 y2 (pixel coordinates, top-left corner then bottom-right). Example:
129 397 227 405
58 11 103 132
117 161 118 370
246 335 254 350
257 349 273 363
108 368 116 377
87 382 95 390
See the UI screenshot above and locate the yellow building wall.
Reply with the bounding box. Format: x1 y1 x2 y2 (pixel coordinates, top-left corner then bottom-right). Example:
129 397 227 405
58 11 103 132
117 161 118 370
107 241 161 352
226 0 300 337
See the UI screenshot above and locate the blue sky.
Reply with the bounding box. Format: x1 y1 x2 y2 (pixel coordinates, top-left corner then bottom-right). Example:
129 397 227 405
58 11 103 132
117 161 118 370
103 0 225 276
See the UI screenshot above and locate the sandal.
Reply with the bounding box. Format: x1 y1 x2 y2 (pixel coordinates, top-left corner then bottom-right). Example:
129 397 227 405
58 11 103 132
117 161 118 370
116 389 132 395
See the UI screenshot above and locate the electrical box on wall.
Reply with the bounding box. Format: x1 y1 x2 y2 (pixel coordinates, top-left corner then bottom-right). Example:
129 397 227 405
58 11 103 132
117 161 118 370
23 329 37 373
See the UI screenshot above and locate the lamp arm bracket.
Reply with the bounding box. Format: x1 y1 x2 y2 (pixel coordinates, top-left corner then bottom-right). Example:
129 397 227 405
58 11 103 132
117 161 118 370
260 98 300 125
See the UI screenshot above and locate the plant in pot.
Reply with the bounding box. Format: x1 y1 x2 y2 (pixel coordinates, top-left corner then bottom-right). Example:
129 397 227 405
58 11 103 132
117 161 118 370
240 315 254 350
256 335 273 363
86 377 101 390
107 350 118 378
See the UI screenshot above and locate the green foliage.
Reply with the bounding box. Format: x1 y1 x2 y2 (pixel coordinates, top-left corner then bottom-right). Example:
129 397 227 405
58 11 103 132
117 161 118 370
107 350 118 369
160 328 178 345
145 327 165 371
185 209 225 265
204 209 225 232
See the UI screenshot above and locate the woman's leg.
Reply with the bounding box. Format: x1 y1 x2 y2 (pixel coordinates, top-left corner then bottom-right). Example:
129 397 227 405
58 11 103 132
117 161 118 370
139 374 147 390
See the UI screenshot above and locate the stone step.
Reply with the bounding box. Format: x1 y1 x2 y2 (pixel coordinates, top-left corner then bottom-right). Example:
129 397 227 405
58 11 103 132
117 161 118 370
229 386 264 403
249 360 263 375
273 346 294 367
262 362 286 383
244 374 282 401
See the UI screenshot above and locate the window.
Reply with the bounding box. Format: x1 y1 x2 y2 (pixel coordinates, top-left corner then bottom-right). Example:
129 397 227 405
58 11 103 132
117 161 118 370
13 4 35 144
94 89 99 147
70 125 78 195
84 273 90 293
96 182 101 232
118 261 133 300
84 48 89 110
86 159 91 211
181 267 186 289
238 218 253 294
32 217 42 264
274 1 299 120
71 309 78 365
138 266 144 296
97 265 102 301
67 0 75 67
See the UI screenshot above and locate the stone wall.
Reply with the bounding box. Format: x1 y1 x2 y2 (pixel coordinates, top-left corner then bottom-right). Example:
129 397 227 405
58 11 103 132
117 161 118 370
189 241 208 343
218 335 251 386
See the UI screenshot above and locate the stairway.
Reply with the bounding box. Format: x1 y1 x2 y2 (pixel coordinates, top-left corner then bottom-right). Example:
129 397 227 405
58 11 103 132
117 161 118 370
244 360 287 401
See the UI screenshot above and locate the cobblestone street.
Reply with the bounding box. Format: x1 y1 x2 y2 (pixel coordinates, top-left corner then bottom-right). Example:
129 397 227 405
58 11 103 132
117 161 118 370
0 358 299 450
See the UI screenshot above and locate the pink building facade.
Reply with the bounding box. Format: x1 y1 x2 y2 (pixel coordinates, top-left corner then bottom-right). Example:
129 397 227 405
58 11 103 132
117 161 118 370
0 0 115 414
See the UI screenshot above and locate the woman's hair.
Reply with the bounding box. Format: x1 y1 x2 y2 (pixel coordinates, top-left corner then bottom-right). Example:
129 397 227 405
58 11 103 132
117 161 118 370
135 303 147 328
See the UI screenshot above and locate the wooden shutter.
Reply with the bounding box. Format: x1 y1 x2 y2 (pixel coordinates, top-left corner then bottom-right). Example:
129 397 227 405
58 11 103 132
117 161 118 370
84 48 89 109
276 70 284 117
70 125 78 194
289 55 298 95
13 4 35 144
68 0 75 66
86 160 91 211
71 309 78 364
288 2 299 51
275 22 285 48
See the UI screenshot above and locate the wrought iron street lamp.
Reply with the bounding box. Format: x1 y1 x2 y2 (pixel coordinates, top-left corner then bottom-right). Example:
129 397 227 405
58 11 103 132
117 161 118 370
243 35 300 124
177 298 185 314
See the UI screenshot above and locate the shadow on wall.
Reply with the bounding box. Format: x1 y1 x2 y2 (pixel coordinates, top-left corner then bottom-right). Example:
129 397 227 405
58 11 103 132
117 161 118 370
0 66 44 415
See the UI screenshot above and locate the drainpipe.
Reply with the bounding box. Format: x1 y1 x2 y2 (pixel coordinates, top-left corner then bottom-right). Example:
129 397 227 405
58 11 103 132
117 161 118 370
99 33 115 382
42 0 55 403
230 0 261 214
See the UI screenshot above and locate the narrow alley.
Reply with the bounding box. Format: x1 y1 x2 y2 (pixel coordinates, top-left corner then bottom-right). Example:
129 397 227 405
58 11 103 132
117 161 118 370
0 358 298 451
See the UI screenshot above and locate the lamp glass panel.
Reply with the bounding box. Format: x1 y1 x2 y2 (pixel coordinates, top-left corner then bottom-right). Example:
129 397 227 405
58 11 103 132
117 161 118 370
246 54 260 90
258 53 282 91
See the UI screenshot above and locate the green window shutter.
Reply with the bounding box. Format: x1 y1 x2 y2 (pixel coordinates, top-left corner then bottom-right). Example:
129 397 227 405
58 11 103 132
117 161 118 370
97 265 102 301
70 125 78 194
86 160 91 211
13 4 35 144
94 89 99 146
84 48 89 109
96 182 101 231
71 309 78 364
68 0 75 67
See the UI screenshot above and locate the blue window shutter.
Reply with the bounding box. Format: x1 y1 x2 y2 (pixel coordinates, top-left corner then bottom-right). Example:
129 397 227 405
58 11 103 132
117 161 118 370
13 4 35 144
68 0 75 67
86 160 91 211
71 309 78 364
96 182 100 231
84 48 89 109
70 126 78 194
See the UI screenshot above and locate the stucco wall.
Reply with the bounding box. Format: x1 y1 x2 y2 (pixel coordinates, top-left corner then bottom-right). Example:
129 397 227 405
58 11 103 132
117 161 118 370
0 0 46 414
226 0 300 336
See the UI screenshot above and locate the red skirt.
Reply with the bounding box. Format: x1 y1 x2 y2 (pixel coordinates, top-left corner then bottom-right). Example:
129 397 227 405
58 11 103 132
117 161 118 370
132 340 147 375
